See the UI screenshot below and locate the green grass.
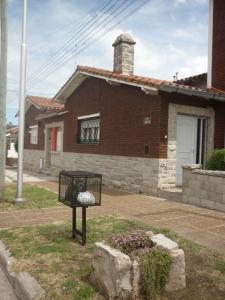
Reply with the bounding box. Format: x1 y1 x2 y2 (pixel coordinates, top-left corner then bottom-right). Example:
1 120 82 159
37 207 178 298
215 259 225 274
0 216 225 300
0 217 143 300
0 184 61 210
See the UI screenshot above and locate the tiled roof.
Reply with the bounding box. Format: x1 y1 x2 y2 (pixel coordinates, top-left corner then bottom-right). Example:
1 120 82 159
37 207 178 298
54 65 225 103
27 95 64 110
165 81 208 92
77 65 168 88
77 66 225 98
176 73 207 85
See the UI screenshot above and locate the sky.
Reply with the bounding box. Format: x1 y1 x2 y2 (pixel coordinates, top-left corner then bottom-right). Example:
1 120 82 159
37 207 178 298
7 0 208 124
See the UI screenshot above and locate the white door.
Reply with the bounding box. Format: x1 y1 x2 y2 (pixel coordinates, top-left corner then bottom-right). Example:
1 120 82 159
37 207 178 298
176 115 197 186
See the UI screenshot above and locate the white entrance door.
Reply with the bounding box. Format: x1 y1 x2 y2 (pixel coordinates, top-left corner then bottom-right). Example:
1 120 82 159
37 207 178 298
176 115 197 186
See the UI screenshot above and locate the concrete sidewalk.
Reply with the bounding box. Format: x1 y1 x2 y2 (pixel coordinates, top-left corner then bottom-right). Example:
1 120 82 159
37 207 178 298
5 167 57 183
1 180 225 254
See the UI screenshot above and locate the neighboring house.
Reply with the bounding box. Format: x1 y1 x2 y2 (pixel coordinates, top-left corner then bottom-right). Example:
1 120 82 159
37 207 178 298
23 0 225 195
6 125 18 166
176 73 207 89
22 95 65 168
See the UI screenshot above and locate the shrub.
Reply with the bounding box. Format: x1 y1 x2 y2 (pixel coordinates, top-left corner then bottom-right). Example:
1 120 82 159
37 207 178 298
139 247 172 300
111 231 154 255
205 149 225 171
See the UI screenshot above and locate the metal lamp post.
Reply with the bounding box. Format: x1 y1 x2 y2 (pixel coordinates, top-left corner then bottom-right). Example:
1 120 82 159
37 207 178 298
16 0 28 203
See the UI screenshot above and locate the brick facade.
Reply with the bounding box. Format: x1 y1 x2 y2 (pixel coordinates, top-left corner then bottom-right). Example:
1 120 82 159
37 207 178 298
212 0 225 91
24 77 225 159
23 76 225 194
25 77 163 158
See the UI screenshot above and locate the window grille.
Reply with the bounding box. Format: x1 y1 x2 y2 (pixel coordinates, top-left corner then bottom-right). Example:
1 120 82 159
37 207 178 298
79 118 100 144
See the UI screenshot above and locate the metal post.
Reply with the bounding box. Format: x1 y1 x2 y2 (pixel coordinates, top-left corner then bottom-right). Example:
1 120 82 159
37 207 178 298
82 207 86 245
16 0 28 203
72 207 76 238
0 0 7 202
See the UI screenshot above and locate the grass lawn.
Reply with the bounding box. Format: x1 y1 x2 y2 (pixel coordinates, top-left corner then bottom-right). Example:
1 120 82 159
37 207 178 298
0 184 61 211
0 217 225 300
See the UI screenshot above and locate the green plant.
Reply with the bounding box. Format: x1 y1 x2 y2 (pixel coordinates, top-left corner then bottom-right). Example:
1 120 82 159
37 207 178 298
111 231 154 255
215 259 225 275
205 149 225 171
139 247 172 300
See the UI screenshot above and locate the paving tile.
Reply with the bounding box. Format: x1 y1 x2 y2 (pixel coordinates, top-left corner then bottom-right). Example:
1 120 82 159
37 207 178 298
1 180 225 253
207 225 225 236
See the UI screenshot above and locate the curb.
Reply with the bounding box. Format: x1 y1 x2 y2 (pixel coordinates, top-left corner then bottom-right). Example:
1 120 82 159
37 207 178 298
0 241 45 300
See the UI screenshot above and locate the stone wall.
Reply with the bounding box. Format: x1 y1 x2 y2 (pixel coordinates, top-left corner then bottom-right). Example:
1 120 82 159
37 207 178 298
24 149 173 195
182 165 225 212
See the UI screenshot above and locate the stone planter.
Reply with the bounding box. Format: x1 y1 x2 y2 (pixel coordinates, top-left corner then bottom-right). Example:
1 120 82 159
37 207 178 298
91 233 186 300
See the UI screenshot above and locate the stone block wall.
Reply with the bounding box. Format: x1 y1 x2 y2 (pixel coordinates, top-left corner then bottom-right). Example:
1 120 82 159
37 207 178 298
23 149 175 195
182 165 225 212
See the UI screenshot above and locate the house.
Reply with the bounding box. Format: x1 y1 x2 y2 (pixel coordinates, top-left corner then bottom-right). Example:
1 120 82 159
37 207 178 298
6 124 18 166
23 0 225 195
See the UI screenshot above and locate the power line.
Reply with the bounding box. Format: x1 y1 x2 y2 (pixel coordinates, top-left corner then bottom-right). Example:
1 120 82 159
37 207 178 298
27 0 138 87
28 0 150 91
27 0 108 60
27 0 115 83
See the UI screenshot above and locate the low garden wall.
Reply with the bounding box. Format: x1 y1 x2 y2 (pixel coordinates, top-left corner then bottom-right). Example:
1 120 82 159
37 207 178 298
182 165 225 212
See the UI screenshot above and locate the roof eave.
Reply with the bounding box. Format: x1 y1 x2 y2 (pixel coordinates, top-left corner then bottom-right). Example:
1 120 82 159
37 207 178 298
54 71 89 104
80 71 159 95
35 110 69 121
54 69 159 103
160 84 225 102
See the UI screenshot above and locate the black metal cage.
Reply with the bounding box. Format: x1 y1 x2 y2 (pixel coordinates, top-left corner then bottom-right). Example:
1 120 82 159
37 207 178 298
59 171 102 208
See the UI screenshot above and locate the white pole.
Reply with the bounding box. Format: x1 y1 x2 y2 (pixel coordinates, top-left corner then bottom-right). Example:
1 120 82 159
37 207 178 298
16 0 28 203
0 0 8 202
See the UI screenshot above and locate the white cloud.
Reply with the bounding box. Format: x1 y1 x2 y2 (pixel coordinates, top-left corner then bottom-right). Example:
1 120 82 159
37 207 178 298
175 0 187 4
174 0 207 5
7 0 209 123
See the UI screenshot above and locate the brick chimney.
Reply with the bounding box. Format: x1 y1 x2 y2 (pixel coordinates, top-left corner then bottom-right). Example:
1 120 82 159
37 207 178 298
112 33 136 75
208 0 225 90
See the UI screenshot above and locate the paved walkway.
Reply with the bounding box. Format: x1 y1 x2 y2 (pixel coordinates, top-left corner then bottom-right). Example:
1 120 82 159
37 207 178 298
0 268 17 300
1 180 225 253
5 167 56 183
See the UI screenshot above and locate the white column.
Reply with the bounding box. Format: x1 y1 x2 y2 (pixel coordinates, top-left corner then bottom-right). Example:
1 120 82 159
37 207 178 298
207 0 214 89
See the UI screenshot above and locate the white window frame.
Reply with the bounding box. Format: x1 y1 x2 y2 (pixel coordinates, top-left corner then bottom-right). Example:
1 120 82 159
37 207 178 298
29 125 38 145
